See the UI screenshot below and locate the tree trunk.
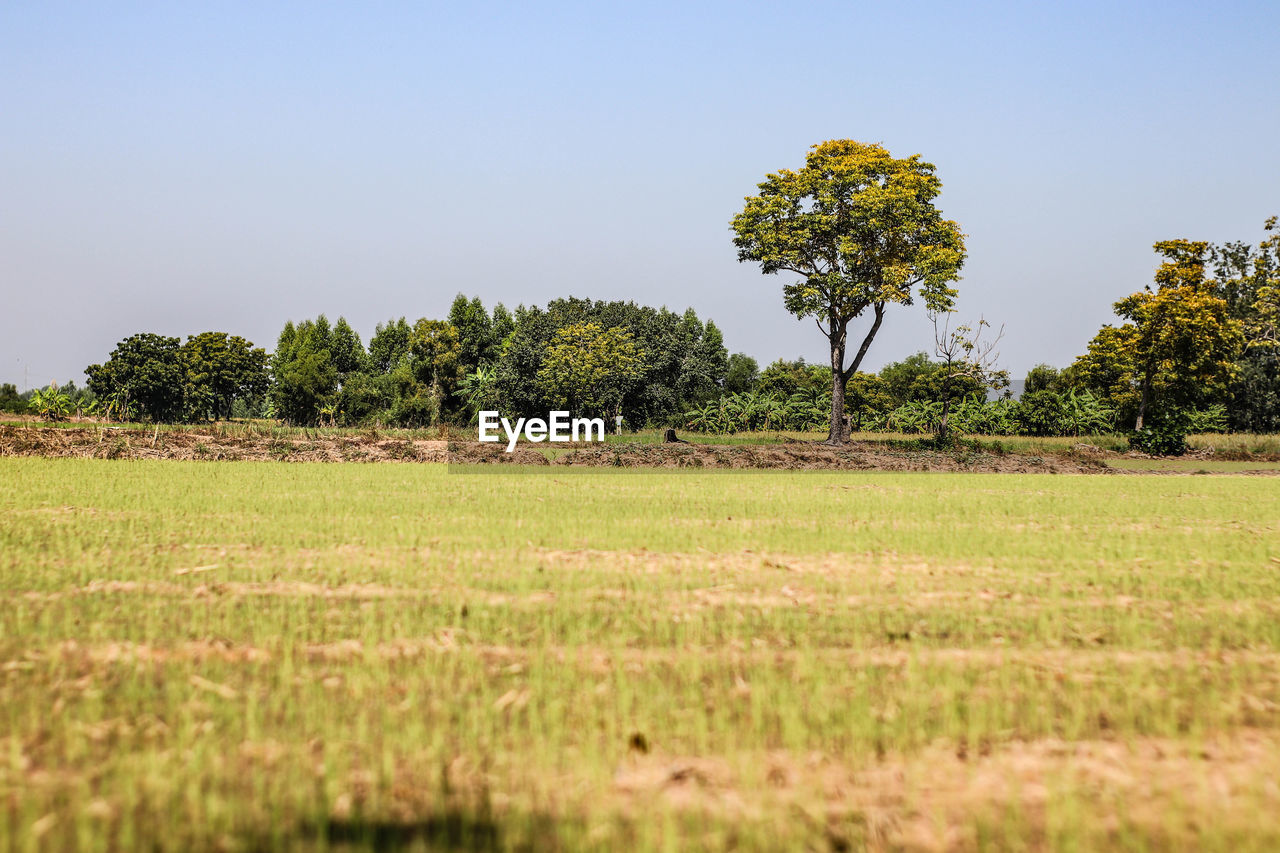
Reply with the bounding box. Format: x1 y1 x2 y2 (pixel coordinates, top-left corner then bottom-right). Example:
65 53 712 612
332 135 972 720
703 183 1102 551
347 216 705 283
826 303 886 445
826 316 849 445
1134 368 1152 430
825 303 888 445
827 368 848 444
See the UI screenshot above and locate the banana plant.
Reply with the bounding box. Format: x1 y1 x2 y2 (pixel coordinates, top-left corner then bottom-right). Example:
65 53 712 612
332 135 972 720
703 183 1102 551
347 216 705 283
28 387 71 421
101 390 135 423
683 403 715 432
1061 389 1114 436
887 400 943 434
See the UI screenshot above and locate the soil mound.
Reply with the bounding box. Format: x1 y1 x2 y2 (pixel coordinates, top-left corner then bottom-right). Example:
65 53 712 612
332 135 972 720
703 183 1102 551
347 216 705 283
1 426 1112 473
0 426 448 463
447 439 1110 474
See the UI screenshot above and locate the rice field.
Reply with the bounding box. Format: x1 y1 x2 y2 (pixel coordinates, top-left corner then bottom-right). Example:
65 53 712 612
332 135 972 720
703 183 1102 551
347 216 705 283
2 458 1279 850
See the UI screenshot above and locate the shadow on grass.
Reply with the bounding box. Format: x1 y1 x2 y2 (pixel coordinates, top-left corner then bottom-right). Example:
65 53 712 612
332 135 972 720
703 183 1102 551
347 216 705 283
245 807 570 852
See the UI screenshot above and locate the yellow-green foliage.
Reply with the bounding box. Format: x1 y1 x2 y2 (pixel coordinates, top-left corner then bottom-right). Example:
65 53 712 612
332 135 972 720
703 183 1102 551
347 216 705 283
535 322 644 417
2 460 1280 850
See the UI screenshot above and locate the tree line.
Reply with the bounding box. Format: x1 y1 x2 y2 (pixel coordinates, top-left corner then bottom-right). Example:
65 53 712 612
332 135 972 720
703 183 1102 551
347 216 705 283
684 219 1278 444
5 216 1276 443
38 296 730 429
7 136 1276 449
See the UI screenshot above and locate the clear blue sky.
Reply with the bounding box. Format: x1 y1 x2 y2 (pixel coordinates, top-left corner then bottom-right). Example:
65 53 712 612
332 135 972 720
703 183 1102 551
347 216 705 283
3 0 1278 389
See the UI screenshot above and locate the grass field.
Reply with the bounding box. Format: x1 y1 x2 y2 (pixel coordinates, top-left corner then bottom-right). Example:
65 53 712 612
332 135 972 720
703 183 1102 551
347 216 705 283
1106 458 1280 473
3 459 1279 850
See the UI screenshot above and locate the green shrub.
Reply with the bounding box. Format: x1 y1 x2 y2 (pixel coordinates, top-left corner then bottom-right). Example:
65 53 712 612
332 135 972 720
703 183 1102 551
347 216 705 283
1129 422 1188 456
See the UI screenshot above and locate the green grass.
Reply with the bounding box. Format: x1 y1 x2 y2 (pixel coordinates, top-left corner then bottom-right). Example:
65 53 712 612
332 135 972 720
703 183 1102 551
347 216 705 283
2 460 1280 850
1108 458 1280 472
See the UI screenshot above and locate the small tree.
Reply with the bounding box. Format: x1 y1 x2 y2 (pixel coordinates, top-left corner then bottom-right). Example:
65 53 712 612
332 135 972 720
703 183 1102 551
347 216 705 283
536 322 644 421
724 353 759 394
409 319 462 417
930 314 1006 438
0 383 23 414
732 139 966 444
1023 364 1064 395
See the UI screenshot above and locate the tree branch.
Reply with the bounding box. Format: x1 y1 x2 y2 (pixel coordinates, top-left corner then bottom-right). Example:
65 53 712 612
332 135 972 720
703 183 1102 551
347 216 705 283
842 302 885 381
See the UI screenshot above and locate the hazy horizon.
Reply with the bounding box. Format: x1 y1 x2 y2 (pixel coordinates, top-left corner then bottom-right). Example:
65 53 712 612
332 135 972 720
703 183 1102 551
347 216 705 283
4 1 1278 390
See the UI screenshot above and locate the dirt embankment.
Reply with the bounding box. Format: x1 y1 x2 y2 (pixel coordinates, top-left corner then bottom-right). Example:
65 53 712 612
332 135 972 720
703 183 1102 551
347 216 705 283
0 425 449 463
449 439 1110 473
0 425 1111 472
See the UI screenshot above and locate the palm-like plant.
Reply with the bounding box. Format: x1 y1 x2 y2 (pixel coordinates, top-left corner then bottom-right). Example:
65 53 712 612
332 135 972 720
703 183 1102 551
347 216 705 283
887 400 943 434
458 364 496 423
711 399 736 434
28 387 72 421
101 390 135 423
760 395 787 431
1061 389 1115 436
683 403 716 432
1184 404 1227 433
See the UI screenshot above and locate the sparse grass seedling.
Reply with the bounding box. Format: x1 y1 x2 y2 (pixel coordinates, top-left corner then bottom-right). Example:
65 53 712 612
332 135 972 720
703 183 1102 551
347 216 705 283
1 459 1279 850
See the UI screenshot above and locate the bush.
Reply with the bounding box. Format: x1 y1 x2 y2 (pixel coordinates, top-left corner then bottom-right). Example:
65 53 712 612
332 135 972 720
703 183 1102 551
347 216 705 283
1016 390 1067 436
0 383 23 414
1129 422 1188 456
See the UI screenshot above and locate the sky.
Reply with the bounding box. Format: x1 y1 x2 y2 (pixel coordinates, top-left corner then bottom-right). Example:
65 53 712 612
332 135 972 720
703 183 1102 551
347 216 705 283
3 0 1279 390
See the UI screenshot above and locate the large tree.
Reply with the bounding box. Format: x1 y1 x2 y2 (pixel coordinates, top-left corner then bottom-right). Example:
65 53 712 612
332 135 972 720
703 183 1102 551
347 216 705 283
368 317 412 374
447 294 497 373
181 332 267 421
1116 241 1241 430
329 317 368 377
270 319 338 425
85 333 186 422
1068 241 1243 431
409 318 462 415
731 139 966 444
1211 217 1280 431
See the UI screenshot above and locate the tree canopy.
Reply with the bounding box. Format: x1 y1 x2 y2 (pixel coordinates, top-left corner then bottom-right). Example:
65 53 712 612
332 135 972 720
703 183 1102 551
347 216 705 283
180 332 268 421
86 333 186 423
535 322 644 419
